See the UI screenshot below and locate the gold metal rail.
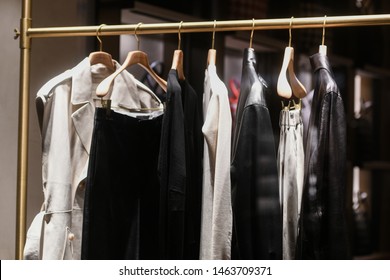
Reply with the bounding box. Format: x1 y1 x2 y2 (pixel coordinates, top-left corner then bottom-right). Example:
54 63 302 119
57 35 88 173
16 0 390 260
27 14 390 38
16 0 32 261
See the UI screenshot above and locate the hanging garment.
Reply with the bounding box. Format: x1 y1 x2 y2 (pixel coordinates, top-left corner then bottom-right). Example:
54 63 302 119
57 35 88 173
297 53 350 259
200 64 232 260
301 89 314 147
81 108 163 260
158 69 203 259
23 58 161 260
157 69 187 259
181 75 203 259
231 48 282 260
278 107 304 260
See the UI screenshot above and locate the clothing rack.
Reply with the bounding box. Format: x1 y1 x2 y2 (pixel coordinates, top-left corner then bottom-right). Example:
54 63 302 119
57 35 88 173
15 0 390 259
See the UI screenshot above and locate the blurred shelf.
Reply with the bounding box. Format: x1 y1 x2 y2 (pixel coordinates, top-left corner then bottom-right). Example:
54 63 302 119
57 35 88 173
359 161 390 170
354 251 390 260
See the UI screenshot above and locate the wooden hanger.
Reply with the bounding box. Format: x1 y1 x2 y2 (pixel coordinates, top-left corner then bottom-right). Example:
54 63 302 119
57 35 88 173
319 15 327 55
277 47 307 99
277 17 307 99
96 23 167 97
172 50 185 80
171 21 185 80
207 20 217 66
207 49 216 66
89 24 116 72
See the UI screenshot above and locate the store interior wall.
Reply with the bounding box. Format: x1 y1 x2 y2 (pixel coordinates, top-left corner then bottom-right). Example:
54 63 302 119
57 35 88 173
0 0 21 260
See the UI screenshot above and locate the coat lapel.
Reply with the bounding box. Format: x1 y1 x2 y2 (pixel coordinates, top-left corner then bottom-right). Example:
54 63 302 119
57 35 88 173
70 58 95 155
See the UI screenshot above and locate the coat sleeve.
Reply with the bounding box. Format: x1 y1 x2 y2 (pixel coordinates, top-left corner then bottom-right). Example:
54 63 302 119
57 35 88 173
326 92 350 258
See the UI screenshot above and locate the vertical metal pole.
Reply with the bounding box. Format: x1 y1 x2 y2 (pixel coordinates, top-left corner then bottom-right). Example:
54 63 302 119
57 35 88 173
15 0 32 260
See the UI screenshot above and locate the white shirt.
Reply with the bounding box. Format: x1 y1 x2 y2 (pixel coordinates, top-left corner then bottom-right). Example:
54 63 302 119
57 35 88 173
200 64 232 260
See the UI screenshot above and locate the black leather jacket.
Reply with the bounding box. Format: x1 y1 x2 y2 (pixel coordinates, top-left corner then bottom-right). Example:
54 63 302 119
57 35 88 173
231 48 282 260
297 53 350 259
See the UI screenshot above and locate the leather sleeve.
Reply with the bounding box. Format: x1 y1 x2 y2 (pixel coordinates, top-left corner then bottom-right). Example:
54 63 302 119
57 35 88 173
298 91 350 259
231 104 282 260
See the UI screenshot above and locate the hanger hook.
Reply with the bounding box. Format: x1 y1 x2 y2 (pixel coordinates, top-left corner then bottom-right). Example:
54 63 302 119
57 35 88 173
134 22 142 50
212 20 217 49
289 16 293 47
249 18 255 49
96 24 106 52
178 21 183 50
322 15 327 46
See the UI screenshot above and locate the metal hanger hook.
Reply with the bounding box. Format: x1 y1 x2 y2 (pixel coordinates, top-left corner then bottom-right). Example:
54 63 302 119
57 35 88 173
178 21 183 50
96 24 106 52
212 20 217 49
249 18 255 49
322 15 327 46
289 16 294 47
134 22 143 50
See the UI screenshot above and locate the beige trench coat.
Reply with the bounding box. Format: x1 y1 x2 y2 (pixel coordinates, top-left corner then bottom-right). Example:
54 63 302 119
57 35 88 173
23 58 163 259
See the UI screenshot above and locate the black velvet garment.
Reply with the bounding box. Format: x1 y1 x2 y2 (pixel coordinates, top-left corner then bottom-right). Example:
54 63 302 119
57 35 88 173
81 108 162 260
231 48 282 260
296 53 350 259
